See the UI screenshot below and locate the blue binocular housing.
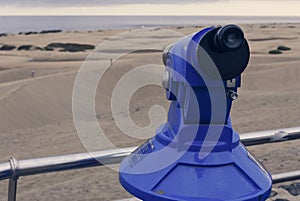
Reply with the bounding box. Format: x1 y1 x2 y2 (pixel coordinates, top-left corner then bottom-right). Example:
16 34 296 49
119 25 272 201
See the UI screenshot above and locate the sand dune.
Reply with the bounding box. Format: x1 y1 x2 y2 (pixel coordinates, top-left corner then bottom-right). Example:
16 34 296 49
0 24 299 200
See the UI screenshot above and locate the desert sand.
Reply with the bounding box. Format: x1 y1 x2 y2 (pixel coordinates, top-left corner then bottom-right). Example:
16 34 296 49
0 23 299 200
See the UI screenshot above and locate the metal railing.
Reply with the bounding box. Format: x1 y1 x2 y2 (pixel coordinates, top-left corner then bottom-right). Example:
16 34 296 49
1 127 300 201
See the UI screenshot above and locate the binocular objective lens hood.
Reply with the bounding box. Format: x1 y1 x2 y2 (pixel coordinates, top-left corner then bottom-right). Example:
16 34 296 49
198 24 250 80
162 24 250 81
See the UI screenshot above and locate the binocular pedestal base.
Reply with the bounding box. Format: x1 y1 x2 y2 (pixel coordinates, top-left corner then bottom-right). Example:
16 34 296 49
119 124 272 201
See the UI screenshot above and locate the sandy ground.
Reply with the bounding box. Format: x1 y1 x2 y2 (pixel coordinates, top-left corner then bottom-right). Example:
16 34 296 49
0 23 299 200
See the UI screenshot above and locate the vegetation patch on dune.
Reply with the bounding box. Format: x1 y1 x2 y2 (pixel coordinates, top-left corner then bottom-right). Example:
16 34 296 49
19 29 63 35
43 46 54 51
0 45 16 51
40 30 62 34
24 31 38 35
18 45 43 51
268 45 292 55
45 43 95 52
0 42 95 52
268 50 282 55
277 45 291 51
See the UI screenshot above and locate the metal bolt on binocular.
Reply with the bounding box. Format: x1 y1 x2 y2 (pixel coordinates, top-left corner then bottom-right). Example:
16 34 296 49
119 25 272 201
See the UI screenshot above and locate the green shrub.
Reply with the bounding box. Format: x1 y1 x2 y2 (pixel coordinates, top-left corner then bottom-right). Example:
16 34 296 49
277 46 291 51
0 45 16 51
268 50 282 55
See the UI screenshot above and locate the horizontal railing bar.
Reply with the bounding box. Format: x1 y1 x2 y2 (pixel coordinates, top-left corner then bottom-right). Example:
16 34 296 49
0 126 299 181
272 170 300 184
240 126 300 146
0 148 135 181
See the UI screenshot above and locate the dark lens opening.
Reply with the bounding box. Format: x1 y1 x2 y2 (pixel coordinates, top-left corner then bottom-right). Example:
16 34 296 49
215 25 244 52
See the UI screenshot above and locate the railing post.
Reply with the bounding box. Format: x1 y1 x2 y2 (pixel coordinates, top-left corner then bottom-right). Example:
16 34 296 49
8 157 19 201
8 178 17 201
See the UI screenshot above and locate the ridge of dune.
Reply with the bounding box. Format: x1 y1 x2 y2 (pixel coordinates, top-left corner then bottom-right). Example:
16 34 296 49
0 69 78 87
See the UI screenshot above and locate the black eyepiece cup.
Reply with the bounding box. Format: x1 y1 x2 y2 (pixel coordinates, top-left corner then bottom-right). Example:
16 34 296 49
214 24 244 52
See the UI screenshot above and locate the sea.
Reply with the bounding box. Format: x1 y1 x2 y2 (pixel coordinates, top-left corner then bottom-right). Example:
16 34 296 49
0 16 300 34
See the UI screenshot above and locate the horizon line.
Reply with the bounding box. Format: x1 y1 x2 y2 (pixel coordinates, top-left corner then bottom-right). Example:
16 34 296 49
0 15 300 17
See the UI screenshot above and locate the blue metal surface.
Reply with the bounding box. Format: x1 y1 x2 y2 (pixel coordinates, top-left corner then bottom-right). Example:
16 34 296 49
119 25 272 201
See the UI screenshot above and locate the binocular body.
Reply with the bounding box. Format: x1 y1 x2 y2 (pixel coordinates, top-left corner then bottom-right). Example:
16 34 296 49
119 25 272 201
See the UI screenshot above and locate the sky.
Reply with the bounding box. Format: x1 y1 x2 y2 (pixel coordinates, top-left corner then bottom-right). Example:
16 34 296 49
0 0 299 16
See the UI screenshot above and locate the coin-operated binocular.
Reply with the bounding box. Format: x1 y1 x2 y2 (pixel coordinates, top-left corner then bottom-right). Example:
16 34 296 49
119 25 272 201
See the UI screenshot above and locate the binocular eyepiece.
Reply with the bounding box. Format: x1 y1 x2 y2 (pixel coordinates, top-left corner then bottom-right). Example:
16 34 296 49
214 24 244 52
163 24 250 81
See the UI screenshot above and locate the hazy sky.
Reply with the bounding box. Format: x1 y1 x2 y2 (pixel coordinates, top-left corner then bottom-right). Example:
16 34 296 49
0 0 299 16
